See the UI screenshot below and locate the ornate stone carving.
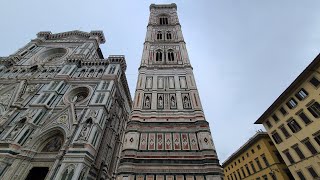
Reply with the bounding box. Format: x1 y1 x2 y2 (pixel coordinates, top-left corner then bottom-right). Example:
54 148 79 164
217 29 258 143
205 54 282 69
78 122 91 141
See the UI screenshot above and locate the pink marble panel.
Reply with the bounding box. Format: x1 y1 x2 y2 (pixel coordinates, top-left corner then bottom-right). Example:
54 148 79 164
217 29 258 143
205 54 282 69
148 133 155 150
139 133 147 150
173 133 181 150
165 133 172 150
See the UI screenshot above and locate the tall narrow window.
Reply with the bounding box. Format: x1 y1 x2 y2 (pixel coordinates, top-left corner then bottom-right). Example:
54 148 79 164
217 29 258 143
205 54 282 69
237 170 241 179
280 125 291 138
314 133 320 146
309 76 320 87
241 167 246 178
287 119 301 133
102 81 109 90
166 32 172 39
245 164 251 175
286 98 298 109
303 139 318 155
261 154 269 167
157 31 162 40
156 50 162 61
271 132 283 144
249 161 256 173
92 131 99 146
297 171 306 180
159 17 168 25
272 114 279 122
283 150 295 164
295 88 308 100
168 50 174 61
17 129 32 145
109 66 116 74
298 112 312 125
255 158 262 170
265 120 272 128
279 107 288 116
308 101 320 118
307 167 319 178
292 145 305 160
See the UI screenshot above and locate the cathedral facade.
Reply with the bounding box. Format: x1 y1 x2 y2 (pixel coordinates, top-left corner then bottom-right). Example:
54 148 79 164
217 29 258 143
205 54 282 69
0 3 222 180
0 30 132 180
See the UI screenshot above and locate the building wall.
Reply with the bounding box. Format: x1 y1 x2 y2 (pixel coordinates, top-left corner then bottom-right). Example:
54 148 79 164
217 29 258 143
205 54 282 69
0 31 132 180
223 134 292 180
261 64 320 180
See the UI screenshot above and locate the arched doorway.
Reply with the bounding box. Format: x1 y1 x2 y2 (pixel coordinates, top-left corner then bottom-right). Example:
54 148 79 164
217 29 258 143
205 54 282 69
24 131 64 180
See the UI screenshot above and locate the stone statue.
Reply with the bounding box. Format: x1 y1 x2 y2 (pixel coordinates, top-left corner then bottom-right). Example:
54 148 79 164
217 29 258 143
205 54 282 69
144 96 150 108
158 96 163 108
171 96 175 108
183 96 190 108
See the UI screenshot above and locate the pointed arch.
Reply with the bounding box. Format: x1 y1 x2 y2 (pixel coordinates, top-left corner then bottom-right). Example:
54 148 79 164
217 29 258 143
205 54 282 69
30 127 67 152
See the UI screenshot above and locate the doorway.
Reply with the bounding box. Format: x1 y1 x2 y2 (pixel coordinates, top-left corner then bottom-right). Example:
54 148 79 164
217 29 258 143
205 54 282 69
25 167 49 180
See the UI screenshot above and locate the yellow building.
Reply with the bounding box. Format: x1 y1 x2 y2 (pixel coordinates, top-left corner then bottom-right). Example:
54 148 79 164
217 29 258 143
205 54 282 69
255 54 320 180
222 132 293 180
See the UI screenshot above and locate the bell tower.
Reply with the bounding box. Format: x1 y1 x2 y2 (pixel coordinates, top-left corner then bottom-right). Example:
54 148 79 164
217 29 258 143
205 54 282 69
117 3 223 180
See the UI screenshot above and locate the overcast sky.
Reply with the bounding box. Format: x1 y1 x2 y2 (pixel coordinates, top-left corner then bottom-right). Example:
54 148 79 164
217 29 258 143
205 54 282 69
1 0 320 162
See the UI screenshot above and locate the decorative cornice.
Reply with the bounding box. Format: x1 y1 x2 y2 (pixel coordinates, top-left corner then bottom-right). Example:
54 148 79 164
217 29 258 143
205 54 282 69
150 3 177 11
221 131 268 167
36 30 106 44
108 55 127 71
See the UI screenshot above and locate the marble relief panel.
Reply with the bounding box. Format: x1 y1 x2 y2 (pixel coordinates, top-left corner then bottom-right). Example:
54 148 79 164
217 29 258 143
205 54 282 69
157 133 164 150
181 133 190 150
179 76 187 89
148 133 155 150
146 77 153 89
157 77 164 89
146 175 154 180
168 76 175 89
165 133 172 150
176 175 184 180
189 133 199 150
139 133 148 150
156 175 164 180
166 175 174 180
136 175 144 180
173 133 181 150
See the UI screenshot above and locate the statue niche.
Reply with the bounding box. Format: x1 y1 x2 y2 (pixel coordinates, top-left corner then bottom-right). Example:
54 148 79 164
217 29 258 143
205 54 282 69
78 118 93 141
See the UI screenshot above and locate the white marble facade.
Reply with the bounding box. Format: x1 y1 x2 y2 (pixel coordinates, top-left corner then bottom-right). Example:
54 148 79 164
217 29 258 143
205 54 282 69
0 30 132 180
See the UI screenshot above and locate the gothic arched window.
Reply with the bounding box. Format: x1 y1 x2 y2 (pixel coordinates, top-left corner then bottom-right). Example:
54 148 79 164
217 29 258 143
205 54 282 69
79 69 86 77
166 32 172 40
156 50 163 61
88 69 95 77
97 69 104 77
159 17 168 25
157 31 162 40
168 50 175 61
